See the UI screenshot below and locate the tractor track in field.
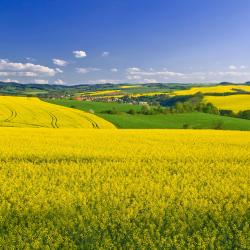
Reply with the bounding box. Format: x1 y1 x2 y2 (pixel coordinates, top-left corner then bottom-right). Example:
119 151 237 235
9 122 47 128
4 106 17 122
0 101 100 129
47 112 59 128
0 104 48 128
39 102 101 129
68 109 100 128
83 116 100 129
12 103 48 128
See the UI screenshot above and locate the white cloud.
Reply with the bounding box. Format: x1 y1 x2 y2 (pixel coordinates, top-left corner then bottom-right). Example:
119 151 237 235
111 68 118 72
98 79 112 83
88 79 120 84
21 72 38 77
76 67 99 74
127 75 142 80
127 67 141 73
55 68 63 73
207 71 250 77
34 79 48 84
228 65 247 70
0 72 38 77
1 78 19 83
0 72 16 76
73 50 87 58
26 57 36 62
52 59 68 66
143 79 158 83
0 59 56 77
127 68 184 77
176 70 250 83
124 67 250 83
54 79 65 84
102 51 109 57
229 65 237 70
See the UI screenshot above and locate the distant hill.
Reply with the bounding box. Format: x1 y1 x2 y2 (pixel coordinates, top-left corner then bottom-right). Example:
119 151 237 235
1 81 250 98
219 82 235 85
0 81 187 97
0 81 93 97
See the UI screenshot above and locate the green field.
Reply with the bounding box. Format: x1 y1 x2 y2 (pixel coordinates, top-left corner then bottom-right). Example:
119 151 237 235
100 113 250 130
48 99 142 113
48 99 250 130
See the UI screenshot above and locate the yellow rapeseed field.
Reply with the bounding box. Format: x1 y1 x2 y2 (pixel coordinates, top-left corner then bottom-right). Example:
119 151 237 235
0 96 115 128
81 90 121 96
119 85 141 89
0 128 249 249
173 85 250 95
131 91 169 97
205 95 250 112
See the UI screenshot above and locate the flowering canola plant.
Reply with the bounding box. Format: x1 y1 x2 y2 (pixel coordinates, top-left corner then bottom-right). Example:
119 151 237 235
204 95 250 112
0 96 115 128
173 85 250 95
0 128 249 249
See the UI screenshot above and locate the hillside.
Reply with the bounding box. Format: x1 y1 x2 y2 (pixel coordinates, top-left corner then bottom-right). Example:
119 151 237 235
172 84 250 113
173 85 250 95
0 96 115 128
0 81 189 98
100 112 250 130
205 95 250 112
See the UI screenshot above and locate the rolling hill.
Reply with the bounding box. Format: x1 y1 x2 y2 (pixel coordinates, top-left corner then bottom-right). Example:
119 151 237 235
0 96 115 129
204 95 250 112
173 85 250 95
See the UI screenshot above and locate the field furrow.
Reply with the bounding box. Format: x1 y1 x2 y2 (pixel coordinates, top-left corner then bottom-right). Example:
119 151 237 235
0 96 115 129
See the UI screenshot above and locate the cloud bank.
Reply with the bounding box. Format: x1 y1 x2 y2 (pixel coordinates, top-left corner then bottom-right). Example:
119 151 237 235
0 59 56 77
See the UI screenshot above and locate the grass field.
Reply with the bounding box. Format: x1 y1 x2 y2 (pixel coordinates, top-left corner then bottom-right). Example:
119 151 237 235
0 128 249 248
0 96 115 128
48 99 250 130
100 112 250 130
205 95 250 112
48 99 142 113
173 85 250 95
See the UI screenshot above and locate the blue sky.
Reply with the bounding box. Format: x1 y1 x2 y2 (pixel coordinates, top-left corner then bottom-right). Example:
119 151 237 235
1 0 250 85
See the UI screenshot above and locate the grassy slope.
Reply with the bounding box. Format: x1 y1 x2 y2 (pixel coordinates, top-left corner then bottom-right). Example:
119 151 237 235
48 99 142 112
99 113 250 130
47 99 250 130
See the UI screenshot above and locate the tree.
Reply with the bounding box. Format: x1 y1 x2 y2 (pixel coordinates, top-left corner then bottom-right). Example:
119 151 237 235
175 102 184 113
220 110 234 117
140 105 153 115
127 109 136 115
238 110 250 120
